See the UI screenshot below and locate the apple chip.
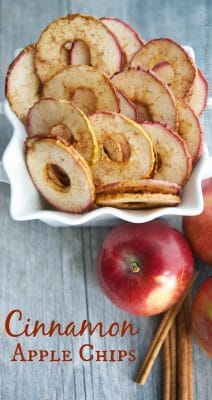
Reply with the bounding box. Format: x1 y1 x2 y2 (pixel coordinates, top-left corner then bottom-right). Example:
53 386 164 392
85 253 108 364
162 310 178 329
111 68 177 129
95 193 181 208
35 14 122 83
5 44 41 121
88 112 155 186
130 38 196 100
177 99 203 163
95 179 181 195
141 122 192 185
101 17 144 66
25 136 95 213
26 98 99 165
42 65 119 114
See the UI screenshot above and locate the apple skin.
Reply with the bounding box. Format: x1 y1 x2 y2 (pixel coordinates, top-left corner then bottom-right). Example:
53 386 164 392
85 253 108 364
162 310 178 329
192 277 212 357
183 178 212 265
97 220 194 316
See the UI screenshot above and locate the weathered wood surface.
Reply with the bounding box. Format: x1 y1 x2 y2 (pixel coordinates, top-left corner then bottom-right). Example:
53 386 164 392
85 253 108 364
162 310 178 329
0 1 211 399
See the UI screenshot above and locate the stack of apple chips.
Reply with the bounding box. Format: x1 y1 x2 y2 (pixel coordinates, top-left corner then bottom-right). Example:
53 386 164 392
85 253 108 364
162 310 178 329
5 14 208 213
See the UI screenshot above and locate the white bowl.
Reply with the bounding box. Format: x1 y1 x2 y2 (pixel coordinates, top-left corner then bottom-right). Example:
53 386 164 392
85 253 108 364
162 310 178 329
0 46 211 227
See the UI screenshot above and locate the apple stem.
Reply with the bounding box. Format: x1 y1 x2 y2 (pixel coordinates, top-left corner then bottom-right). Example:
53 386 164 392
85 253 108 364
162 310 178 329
130 261 141 273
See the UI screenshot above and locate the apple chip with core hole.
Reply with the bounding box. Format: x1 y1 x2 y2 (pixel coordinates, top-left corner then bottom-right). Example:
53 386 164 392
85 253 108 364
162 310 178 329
26 98 99 165
116 90 136 119
177 99 203 164
5 45 41 121
25 137 95 213
42 65 119 115
100 17 144 66
95 179 181 195
111 68 177 129
88 112 155 186
188 69 208 116
35 14 122 83
95 193 180 208
141 122 192 185
130 38 196 100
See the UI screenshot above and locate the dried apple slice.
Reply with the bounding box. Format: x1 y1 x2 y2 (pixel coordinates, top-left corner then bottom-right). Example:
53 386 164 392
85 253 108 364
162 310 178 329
88 112 155 186
95 192 180 208
141 122 192 185
177 99 203 164
111 68 177 129
5 44 41 121
26 98 99 165
116 90 136 119
188 69 208 116
106 201 180 209
100 17 144 66
42 65 119 114
25 136 95 213
35 14 122 83
130 38 196 100
95 179 181 194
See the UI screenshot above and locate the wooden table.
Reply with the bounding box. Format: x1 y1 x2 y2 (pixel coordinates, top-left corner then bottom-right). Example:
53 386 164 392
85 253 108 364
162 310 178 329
0 1 211 399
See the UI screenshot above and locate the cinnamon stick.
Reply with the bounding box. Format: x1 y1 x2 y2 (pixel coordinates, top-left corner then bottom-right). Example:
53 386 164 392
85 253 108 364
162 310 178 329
136 309 173 383
163 332 171 400
169 319 177 400
136 306 174 385
162 319 177 400
177 291 194 400
136 271 198 385
177 301 189 399
185 293 194 400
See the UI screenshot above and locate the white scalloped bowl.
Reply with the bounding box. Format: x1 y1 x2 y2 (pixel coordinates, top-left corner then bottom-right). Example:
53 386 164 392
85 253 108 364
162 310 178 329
1 47 210 226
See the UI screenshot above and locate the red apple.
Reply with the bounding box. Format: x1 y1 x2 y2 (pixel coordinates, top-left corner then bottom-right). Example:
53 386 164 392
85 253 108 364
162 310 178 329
97 220 194 316
183 178 212 265
192 277 212 357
